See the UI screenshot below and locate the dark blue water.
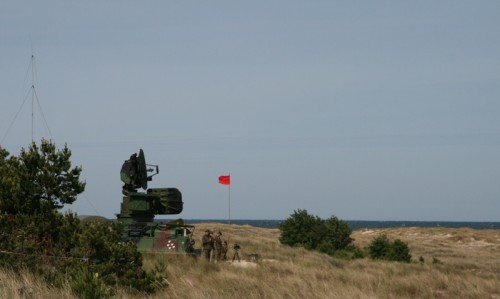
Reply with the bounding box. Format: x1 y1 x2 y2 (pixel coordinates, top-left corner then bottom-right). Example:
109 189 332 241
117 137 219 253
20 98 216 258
160 219 500 230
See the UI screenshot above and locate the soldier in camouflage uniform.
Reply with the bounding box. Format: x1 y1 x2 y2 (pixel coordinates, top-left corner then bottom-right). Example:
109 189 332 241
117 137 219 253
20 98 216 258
201 229 214 261
214 231 223 261
221 241 228 260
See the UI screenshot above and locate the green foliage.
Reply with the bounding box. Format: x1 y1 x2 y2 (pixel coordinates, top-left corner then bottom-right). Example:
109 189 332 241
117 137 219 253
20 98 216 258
154 258 167 274
368 234 412 263
389 239 412 262
279 209 354 256
368 234 391 260
70 266 111 299
0 140 164 296
330 244 365 260
73 221 164 294
279 209 325 250
0 140 85 214
323 216 353 251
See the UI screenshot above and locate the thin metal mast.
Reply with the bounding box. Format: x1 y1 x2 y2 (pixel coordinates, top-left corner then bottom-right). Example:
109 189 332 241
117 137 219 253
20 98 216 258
31 54 35 142
1 52 54 145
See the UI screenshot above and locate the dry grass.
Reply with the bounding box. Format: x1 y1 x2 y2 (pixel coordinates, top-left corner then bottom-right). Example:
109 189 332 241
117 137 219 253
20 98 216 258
142 224 500 299
1 224 499 298
0 269 74 299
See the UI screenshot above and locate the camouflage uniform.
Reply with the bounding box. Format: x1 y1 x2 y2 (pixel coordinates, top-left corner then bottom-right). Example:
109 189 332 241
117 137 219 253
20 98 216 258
214 231 223 261
201 230 214 261
221 241 228 260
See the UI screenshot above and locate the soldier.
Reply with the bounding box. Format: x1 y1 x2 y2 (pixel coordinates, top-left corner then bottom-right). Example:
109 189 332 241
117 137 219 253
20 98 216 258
214 231 223 261
232 243 241 262
201 229 214 261
221 241 228 260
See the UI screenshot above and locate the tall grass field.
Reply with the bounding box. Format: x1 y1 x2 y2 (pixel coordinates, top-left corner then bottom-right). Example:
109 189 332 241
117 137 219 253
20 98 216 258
1 223 499 298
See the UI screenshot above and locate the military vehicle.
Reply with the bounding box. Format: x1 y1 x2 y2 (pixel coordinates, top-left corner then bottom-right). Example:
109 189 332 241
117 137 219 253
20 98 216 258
116 149 195 254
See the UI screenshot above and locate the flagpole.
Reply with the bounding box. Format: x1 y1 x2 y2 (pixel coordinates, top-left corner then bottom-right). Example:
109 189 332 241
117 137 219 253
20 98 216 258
228 173 231 225
219 174 231 225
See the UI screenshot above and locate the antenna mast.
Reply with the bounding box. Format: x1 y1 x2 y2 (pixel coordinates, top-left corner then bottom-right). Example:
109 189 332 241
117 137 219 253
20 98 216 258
1 52 54 145
29 53 54 142
31 54 35 142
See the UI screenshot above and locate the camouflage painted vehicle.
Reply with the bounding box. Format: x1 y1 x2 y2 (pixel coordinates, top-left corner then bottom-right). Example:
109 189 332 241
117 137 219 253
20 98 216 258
116 149 196 254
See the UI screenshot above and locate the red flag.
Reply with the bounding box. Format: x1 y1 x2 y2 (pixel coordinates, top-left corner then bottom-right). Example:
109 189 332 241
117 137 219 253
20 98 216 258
218 175 230 185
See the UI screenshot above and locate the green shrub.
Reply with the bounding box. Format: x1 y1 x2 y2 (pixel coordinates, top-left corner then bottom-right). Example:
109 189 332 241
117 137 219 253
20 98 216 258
279 209 354 256
323 216 353 251
70 266 111 299
368 234 391 260
330 245 364 260
368 234 411 263
388 239 412 262
279 209 325 250
74 221 163 294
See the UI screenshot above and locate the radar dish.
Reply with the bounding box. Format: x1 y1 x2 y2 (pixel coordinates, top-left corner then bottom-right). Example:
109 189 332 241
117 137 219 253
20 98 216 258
120 149 149 190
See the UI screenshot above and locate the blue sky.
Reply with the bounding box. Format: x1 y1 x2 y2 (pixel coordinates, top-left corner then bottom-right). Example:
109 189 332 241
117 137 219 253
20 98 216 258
1 1 499 221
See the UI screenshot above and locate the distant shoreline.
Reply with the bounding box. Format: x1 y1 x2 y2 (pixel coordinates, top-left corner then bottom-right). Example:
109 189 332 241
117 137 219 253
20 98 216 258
156 219 500 230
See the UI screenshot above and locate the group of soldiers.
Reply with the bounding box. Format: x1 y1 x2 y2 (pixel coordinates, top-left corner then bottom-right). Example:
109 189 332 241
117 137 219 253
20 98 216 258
201 229 230 262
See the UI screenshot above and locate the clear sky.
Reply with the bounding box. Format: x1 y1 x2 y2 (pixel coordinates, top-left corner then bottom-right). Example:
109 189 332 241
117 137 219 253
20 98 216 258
1 1 499 221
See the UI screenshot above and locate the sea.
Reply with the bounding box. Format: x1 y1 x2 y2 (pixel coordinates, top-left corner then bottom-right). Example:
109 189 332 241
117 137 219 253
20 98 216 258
164 219 500 230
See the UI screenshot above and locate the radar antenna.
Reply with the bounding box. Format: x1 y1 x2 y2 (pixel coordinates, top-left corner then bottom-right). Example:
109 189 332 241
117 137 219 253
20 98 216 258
120 149 159 192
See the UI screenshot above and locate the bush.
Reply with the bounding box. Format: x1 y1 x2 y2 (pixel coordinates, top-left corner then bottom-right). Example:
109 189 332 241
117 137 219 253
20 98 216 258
279 209 325 250
330 245 364 260
368 234 411 263
388 239 412 263
368 234 391 260
70 266 111 299
323 216 353 251
279 209 354 255
73 220 163 294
